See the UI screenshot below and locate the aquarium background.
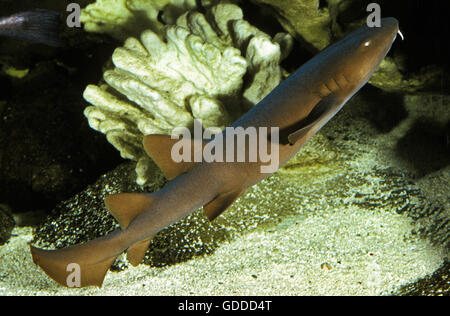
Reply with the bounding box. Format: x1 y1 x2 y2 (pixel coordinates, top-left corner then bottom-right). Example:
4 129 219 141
0 0 448 295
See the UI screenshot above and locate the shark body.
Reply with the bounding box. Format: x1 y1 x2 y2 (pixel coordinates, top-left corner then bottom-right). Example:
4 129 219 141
30 18 400 288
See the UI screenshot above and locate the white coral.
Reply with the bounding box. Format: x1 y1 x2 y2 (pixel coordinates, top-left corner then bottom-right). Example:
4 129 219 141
80 0 198 40
83 3 293 185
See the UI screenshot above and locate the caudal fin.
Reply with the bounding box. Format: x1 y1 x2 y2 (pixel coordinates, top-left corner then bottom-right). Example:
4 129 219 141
30 230 125 288
105 193 156 266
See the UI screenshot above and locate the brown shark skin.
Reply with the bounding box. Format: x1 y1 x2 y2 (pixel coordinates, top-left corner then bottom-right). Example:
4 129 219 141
30 18 400 288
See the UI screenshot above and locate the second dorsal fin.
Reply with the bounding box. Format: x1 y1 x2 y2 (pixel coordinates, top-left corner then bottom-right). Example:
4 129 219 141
143 134 208 180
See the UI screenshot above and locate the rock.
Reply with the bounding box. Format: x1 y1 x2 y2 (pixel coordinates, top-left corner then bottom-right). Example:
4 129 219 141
369 60 443 93
250 0 331 50
397 261 450 296
12 210 48 227
0 205 14 244
0 3 124 214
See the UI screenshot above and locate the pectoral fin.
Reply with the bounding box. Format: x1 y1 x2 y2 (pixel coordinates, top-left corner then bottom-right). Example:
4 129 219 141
143 134 208 179
287 126 312 146
204 188 247 221
287 96 344 145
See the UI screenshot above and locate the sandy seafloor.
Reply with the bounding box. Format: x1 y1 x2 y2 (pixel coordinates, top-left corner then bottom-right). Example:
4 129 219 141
0 215 445 296
0 94 448 296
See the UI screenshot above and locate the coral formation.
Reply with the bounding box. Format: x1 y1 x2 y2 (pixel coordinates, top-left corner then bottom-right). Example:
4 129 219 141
83 2 293 184
80 0 198 41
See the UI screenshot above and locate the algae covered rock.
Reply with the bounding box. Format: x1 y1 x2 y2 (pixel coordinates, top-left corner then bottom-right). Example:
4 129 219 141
250 0 332 50
368 59 443 93
83 2 293 185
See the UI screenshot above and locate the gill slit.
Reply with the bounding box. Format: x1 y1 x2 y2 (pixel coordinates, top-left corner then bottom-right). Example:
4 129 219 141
342 74 350 84
332 77 342 90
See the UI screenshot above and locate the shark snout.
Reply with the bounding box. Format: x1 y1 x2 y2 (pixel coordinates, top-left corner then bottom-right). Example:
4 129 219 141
381 17 399 31
380 17 401 41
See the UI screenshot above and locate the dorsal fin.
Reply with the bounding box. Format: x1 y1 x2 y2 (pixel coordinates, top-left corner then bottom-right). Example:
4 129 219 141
105 193 155 228
143 134 208 180
204 187 247 221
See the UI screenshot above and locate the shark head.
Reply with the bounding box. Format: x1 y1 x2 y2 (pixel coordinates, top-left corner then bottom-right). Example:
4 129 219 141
279 17 400 148
305 17 400 100
340 17 400 91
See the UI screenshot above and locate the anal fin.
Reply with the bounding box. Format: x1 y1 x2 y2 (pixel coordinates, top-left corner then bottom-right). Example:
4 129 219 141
287 127 311 146
204 188 247 221
127 237 154 266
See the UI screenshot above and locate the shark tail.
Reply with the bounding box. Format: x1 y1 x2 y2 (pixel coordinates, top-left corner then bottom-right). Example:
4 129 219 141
29 193 156 288
30 230 125 288
105 193 156 267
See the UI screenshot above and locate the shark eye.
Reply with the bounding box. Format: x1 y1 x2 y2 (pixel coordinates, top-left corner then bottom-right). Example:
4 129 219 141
364 40 372 47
